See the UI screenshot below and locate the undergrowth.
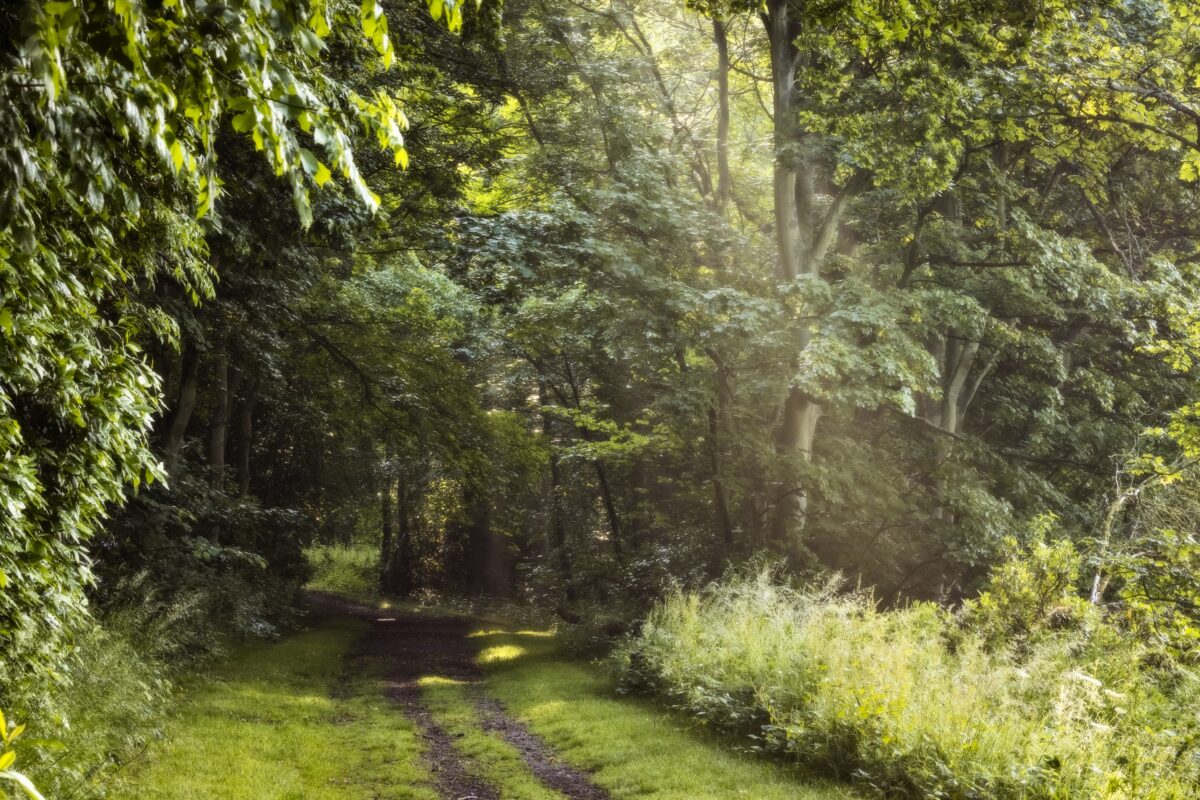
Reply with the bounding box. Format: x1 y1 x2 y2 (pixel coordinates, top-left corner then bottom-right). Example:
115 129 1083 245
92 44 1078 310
617 563 1200 799
14 570 298 799
306 543 381 597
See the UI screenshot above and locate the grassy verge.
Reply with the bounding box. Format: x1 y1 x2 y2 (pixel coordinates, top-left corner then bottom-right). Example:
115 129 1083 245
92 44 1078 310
616 570 1200 800
471 627 853 800
420 676 565 800
121 618 436 800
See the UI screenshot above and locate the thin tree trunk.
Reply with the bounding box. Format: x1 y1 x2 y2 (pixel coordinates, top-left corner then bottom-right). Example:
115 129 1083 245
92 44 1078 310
392 472 413 595
236 389 258 497
380 462 394 591
593 460 624 564
708 405 734 551
208 351 238 490
713 18 732 211
164 342 200 479
765 0 817 555
767 0 800 284
548 451 576 601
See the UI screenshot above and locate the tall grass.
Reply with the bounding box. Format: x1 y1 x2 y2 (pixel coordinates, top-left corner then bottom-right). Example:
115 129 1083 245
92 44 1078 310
617 571 1200 799
18 570 297 799
305 543 380 597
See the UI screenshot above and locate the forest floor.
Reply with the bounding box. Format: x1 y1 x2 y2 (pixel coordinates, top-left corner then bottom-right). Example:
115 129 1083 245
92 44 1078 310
124 592 854 800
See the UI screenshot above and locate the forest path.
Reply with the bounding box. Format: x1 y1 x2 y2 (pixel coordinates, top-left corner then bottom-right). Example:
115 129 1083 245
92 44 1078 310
310 592 609 800
125 592 849 799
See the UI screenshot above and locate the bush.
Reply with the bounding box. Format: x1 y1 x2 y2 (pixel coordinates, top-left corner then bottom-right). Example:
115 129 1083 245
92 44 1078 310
617 564 1200 799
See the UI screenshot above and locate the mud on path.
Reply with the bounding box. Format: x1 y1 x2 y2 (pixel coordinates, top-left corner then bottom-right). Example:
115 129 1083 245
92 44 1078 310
307 592 610 800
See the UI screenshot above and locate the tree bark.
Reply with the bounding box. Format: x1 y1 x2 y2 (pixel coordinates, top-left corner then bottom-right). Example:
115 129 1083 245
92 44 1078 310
208 351 239 490
713 18 732 211
548 451 576 601
593 460 624 564
764 0 818 555
163 342 200 479
706 350 734 555
766 0 800 284
391 472 414 595
236 388 258 497
380 462 394 591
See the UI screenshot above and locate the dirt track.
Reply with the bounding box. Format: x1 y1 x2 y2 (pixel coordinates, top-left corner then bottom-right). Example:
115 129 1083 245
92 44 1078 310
308 592 610 800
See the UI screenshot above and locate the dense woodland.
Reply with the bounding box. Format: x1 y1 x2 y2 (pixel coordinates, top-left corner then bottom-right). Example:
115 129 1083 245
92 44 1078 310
2 0 1200 797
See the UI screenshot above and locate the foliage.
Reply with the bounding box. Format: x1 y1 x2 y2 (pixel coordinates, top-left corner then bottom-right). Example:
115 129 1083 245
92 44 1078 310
617 569 1200 799
6 0 1200 791
0 710 43 800
0 0 458 702
964 518 1090 644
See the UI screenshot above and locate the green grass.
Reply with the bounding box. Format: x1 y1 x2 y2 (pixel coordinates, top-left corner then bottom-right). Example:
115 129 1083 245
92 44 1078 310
121 619 436 800
471 627 854 800
420 676 565 800
305 544 381 597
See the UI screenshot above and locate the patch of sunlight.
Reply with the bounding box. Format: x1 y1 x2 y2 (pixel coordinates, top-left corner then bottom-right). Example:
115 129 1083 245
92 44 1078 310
468 628 512 638
418 675 466 686
468 628 553 638
530 700 567 714
478 644 527 664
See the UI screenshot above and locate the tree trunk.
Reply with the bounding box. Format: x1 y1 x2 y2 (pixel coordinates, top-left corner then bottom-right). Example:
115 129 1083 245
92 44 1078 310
236 389 258 497
706 349 734 557
708 405 734 552
767 0 800 284
713 18 732 211
593 460 624 564
163 342 200 479
548 451 576 601
765 0 818 556
390 472 414 595
380 464 394 590
465 488 507 595
208 351 239 490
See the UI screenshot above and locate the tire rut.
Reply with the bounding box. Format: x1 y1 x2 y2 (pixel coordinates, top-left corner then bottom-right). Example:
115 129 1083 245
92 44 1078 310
306 592 608 800
472 691 610 800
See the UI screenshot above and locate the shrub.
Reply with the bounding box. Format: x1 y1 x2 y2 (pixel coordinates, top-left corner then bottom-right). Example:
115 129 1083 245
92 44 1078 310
617 566 1200 799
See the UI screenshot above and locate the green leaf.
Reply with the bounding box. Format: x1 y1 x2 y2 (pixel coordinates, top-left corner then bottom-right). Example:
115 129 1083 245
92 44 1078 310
0 770 47 800
314 162 332 187
231 110 256 133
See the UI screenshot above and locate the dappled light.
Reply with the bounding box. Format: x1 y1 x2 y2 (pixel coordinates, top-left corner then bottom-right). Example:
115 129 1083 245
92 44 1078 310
2 0 1199 797
477 644 530 665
